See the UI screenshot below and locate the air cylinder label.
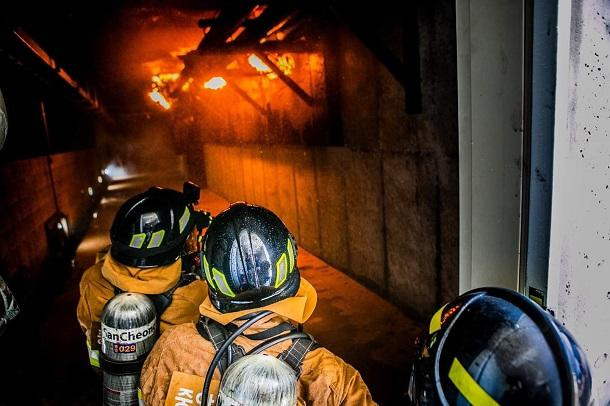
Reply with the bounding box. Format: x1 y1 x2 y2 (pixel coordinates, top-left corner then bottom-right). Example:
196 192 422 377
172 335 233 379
102 319 156 345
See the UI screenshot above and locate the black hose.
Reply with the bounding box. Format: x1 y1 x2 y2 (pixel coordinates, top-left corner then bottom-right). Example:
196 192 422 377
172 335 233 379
246 332 311 355
201 310 273 404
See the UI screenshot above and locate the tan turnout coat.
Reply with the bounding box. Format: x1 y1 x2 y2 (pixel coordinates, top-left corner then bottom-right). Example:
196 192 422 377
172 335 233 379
140 277 377 406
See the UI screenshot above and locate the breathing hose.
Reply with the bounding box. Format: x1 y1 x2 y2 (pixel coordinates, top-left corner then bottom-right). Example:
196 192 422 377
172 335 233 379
201 310 273 404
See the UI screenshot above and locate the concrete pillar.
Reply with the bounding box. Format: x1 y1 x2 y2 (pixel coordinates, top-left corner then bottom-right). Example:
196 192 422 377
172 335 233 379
547 0 610 402
456 0 524 292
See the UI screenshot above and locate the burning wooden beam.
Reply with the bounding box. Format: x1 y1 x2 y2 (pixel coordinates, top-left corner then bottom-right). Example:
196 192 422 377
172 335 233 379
253 52 315 106
197 1 257 50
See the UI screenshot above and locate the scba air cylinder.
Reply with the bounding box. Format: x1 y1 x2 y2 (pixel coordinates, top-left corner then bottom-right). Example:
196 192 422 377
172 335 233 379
101 293 157 406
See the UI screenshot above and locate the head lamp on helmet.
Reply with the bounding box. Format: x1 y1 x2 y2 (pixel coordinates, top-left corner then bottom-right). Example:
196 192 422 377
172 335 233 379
201 202 300 313
409 287 592 406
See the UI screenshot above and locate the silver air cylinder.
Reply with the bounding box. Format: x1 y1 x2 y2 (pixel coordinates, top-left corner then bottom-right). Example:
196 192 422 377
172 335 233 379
101 293 157 405
218 354 298 406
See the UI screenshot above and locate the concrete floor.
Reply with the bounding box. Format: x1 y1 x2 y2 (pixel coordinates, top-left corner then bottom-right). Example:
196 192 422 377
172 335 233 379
0 174 423 405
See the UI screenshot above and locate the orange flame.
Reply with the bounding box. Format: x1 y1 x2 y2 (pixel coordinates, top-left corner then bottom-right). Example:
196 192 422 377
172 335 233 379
248 54 271 73
248 5 268 19
226 26 246 43
275 54 295 76
204 76 227 90
182 77 194 92
149 89 171 110
152 73 180 87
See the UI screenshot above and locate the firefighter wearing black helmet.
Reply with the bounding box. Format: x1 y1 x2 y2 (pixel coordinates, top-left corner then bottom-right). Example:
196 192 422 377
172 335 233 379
140 203 376 406
77 182 212 369
202 202 300 313
408 287 592 406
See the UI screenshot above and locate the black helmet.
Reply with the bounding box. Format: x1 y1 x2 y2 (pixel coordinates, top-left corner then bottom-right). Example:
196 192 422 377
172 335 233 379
202 202 299 313
110 183 205 267
409 287 591 406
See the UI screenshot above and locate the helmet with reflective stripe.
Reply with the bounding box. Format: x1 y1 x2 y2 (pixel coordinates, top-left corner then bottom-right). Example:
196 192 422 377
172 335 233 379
110 186 197 267
202 202 299 313
409 287 592 406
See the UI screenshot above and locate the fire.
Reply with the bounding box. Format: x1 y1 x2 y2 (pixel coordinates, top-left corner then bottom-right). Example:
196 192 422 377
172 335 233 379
226 27 246 43
181 77 194 92
148 72 180 109
149 89 171 110
248 5 268 19
275 54 295 76
204 76 227 90
247 53 295 79
152 73 180 87
248 54 271 73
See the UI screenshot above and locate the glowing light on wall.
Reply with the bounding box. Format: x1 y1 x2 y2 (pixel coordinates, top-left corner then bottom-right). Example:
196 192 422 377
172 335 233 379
149 89 171 109
103 161 130 180
204 76 227 90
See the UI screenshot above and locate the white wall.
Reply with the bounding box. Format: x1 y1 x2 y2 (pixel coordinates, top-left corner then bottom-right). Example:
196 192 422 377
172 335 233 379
548 0 610 402
457 0 524 292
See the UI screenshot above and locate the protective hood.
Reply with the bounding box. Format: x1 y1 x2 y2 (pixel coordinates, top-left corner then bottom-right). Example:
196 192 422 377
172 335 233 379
101 253 182 294
200 277 317 325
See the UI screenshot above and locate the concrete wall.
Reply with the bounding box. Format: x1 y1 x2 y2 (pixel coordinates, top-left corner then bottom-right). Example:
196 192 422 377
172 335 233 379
456 0 525 293
547 0 610 402
0 149 99 294
186 0 459 318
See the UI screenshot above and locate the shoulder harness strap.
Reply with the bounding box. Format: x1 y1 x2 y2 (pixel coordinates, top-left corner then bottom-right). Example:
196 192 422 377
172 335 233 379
279 337 320 377
196 317 244 374
195 316 320 378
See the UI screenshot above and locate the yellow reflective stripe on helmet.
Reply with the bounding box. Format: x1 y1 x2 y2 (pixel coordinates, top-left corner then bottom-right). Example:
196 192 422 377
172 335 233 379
203 255 216 290
287 239 295 273
147 229 165 248
213 268 235 297
429 304 447 334
179 207 190 233
275 252 288 288
129 233 146 249
449 358 500 406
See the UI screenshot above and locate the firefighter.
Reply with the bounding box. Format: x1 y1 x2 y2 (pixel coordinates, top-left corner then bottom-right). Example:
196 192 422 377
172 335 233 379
140 202 376 405
408 287 592 405
77 182 212 369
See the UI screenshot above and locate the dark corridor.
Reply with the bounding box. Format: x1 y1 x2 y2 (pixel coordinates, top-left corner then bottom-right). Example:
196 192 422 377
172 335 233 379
0 1 458 404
